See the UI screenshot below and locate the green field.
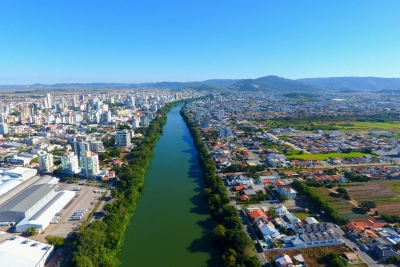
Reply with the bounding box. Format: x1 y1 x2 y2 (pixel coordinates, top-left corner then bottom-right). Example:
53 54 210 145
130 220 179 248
325 121 400 131
313 187 368 220
287 152 367 160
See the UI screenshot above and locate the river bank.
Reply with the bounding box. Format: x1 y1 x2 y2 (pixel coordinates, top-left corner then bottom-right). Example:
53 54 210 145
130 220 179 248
117 105 218 266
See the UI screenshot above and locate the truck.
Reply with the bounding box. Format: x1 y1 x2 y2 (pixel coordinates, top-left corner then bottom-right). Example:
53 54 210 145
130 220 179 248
78 209 87 213
73 187 82 191
50 220 59 224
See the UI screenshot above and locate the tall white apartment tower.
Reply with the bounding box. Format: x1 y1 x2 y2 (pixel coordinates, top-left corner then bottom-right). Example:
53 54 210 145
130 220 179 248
37 150 54 172
116 130 131 147
46 93 52 109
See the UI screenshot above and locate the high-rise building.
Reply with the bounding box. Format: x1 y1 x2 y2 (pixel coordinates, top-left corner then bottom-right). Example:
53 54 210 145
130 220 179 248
61 152 80 174
80 151 100 178
116 130 131 147
0 123 9 135
131 117 140 128
46 93 52 109
37 150 54 172
71 95 77 108
140 116 149 127
147 112 153 121
88 140 105 153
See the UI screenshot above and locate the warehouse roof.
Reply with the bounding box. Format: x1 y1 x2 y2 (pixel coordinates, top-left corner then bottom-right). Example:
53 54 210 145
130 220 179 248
0 231 53 267
0 184 54 213
0 180 22 197
3 167 36 180
16 191 76 233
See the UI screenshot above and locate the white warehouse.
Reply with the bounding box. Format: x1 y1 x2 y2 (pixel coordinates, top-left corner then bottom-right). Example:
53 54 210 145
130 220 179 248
0 231 54 267
16 190 75 233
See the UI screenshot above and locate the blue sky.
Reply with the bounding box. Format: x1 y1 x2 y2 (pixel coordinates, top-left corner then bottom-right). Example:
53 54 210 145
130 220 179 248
0 0 399 84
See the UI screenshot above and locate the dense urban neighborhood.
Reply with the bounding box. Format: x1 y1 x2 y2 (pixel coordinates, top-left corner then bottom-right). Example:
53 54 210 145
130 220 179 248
2 86 400 267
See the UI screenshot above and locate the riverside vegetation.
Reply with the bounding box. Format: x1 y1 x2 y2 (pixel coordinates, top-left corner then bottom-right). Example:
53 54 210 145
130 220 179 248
68 99 202 267
180 106 260 267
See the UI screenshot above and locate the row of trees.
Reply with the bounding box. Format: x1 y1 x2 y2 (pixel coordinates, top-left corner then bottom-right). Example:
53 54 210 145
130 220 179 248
181 106 260 267
291 180 348 225
69 101 188 267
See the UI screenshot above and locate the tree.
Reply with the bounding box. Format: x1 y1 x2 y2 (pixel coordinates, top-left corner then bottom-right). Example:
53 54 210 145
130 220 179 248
360 200 376 211
278 194 289 202
45 235 64 248
111 189 118 198
27 227 36 236
222 249 237 267
336 187 349 198
70 256 93 267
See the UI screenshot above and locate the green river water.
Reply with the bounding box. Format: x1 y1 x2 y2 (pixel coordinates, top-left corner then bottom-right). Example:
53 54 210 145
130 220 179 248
118 105 218 267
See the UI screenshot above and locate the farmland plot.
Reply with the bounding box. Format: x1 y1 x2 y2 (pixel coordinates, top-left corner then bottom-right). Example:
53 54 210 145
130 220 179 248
347 181 400 216
313 187 368 219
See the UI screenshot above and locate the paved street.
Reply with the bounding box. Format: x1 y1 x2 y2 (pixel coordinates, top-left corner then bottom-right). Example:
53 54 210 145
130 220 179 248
332 227 385 267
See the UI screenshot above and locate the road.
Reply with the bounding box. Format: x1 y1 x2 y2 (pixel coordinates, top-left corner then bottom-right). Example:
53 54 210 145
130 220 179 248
332 227 384 267
90 190 111 223
244 120 311 154
237 206 269 266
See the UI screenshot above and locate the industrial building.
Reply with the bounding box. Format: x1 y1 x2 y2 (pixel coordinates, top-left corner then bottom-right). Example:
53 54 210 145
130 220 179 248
0 184 56 224
2 167 37 180
0 175 54 206
0 177 75 234
15 190 75 233
0 167 37 199
0 231 53 267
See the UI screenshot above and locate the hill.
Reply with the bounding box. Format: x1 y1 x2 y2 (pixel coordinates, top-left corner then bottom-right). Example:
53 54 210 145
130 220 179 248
0 79 239 90
298 77 400 91
228 75 319 92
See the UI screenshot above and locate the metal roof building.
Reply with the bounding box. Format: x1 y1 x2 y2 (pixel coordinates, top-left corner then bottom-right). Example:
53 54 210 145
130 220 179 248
15 190 76 233
0 184 55 224
0 231 53 267
2 167 37 181
0 175 49 206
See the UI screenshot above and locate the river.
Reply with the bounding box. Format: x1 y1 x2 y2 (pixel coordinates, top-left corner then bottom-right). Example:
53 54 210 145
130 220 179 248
118 105 218 267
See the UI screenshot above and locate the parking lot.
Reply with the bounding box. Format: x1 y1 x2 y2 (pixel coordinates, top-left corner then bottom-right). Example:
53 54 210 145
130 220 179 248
34 183 103 243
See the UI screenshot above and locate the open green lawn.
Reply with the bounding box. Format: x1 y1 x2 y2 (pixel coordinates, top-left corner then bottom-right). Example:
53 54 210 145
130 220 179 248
287 152 367 160
293 211 311 220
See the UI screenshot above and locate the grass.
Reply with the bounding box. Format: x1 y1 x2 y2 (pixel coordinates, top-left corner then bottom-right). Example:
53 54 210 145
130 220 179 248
293 211 311 220
287 152 367 161
373 180 400 194
312 187 368 219
338 121 400 131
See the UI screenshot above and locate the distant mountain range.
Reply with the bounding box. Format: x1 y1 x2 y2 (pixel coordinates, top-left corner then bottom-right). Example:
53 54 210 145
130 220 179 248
1 76 400 92
228 75 319 92
0 79 239 90
298 77 400 91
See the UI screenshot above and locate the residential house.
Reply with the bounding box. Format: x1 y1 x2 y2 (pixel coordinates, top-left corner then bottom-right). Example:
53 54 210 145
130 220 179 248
258 221 280 240
275 204 289 216
249 210 268 223
274 254 293 267
276 184 297 199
